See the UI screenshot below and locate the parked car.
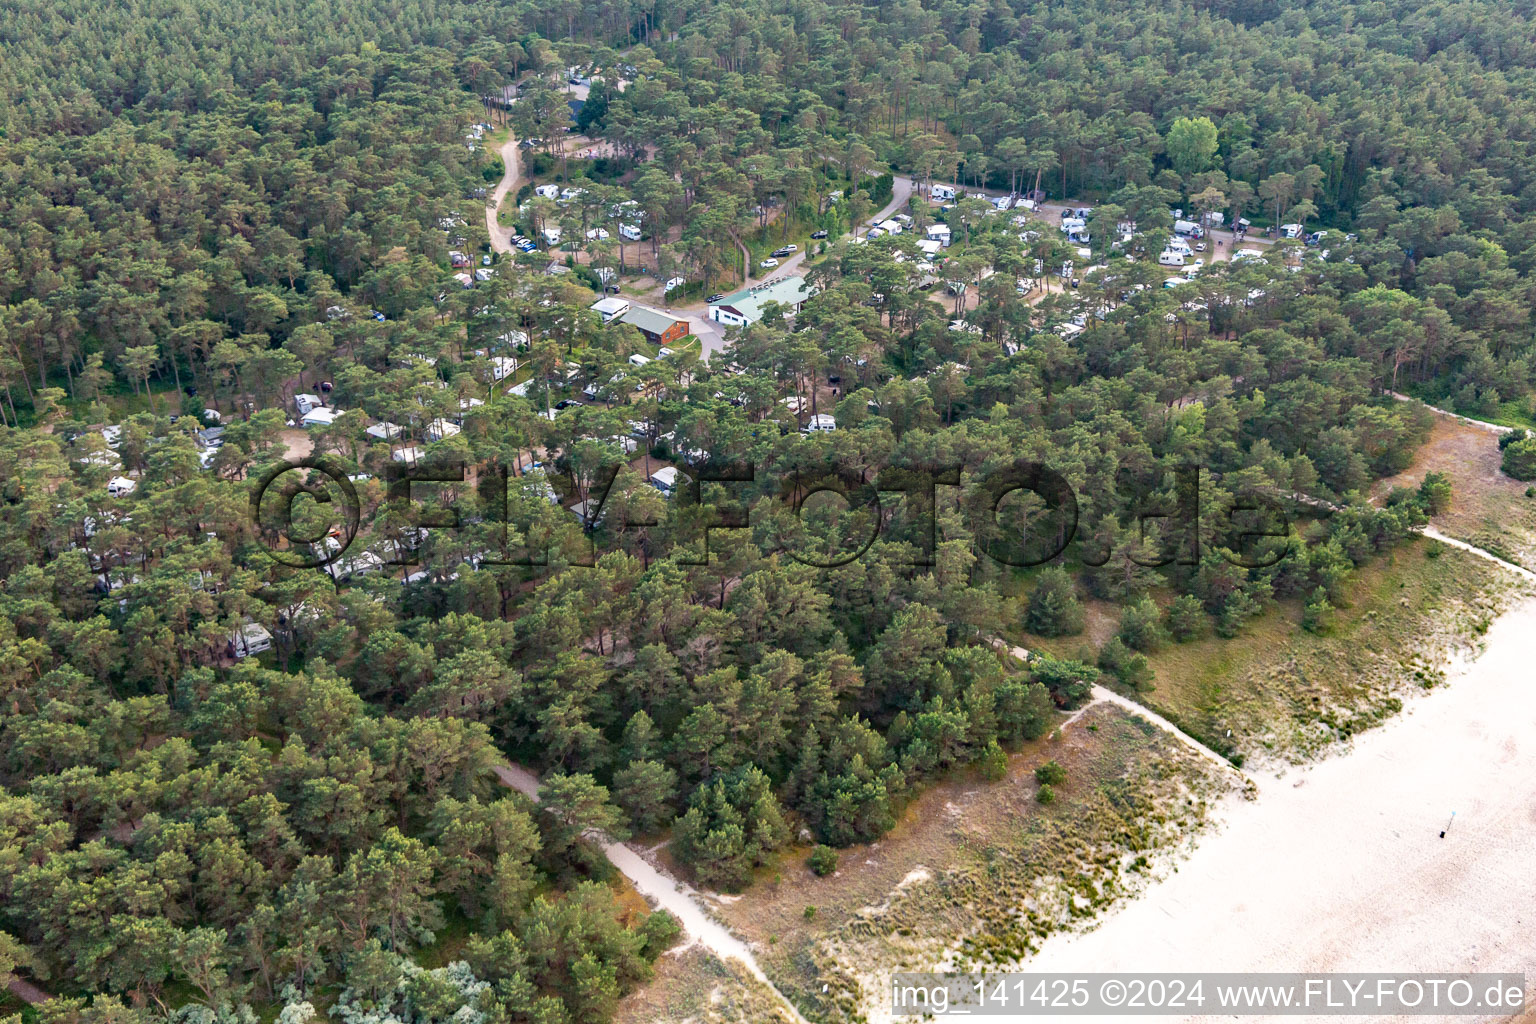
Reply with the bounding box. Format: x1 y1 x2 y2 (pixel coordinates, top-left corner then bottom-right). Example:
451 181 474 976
811 230 829 239
555 399 581 409
771 244 798 257
482 255 493 266
1194 241 1206 252
759 257 779 269
707 293 725 303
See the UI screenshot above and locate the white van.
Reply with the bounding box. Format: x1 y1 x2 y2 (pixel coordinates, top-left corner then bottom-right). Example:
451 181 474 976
931 184 956 202
1158 251 1187 267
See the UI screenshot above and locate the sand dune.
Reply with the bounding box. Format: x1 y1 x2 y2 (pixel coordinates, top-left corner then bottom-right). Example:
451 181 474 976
1025 598 1536 1022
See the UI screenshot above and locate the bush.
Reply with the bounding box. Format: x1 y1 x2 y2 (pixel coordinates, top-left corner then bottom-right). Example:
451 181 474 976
1301 585 1334 635
1098 636 1155 691
1163 594 1206 642
1035 783 1056 805
1034 760 1067 786
638 911 681 958
806 845 839 877
1025 566 1085 637
1417 471 1452 515
1117 596 1167 652
977 739 1008 781
1501 436 1536 480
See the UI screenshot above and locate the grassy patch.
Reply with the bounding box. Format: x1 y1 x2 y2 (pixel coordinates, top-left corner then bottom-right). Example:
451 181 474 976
1373 414 1536 567
1133 542 1511 767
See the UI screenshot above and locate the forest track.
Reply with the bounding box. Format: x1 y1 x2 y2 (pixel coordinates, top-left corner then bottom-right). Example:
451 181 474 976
490 764 811 1024
486 133 521 255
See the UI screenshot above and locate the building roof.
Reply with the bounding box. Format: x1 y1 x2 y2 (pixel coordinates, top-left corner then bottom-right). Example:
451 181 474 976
302 408 339 426
591 297 630 318
712 276 812 322
619 304 685 337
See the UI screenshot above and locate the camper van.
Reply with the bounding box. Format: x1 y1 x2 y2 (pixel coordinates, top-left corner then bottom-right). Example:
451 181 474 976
1165 237 1193 256
534 184 559 199
1280 223 1304 239
542 226 562 246
1173 219 1205 238
803 414 836 433
229 623 273 659
931 184 957 202
107 476 137 498
1158 250 1187 267
620 223 642 241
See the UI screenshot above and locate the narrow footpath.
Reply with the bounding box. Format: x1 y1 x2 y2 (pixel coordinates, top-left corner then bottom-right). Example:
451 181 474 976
999 643 1254 788
490 764 811 1024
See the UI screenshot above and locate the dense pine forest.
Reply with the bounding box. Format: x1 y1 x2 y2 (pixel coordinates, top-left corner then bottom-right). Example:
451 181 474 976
1 0 1534 1021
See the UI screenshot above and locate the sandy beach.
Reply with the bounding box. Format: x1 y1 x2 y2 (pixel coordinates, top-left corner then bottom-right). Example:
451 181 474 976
1020 595 1536 1021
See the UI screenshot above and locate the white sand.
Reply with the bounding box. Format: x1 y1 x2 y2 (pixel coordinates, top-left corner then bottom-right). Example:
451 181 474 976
1024 597 1536 1021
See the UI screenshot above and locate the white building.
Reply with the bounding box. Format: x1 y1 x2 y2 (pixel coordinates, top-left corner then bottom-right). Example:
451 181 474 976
708 276 813 327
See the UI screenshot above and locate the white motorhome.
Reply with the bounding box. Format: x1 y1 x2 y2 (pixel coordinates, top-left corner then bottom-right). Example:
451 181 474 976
1173 219 1205 237
229 623 273 659
107 476 137 498
931 184 957 202
534 184 559 199
620 223 642 241
1280 223 1304 239
1165 237 1193 256
803 414 836 432
1158 251 1187 267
